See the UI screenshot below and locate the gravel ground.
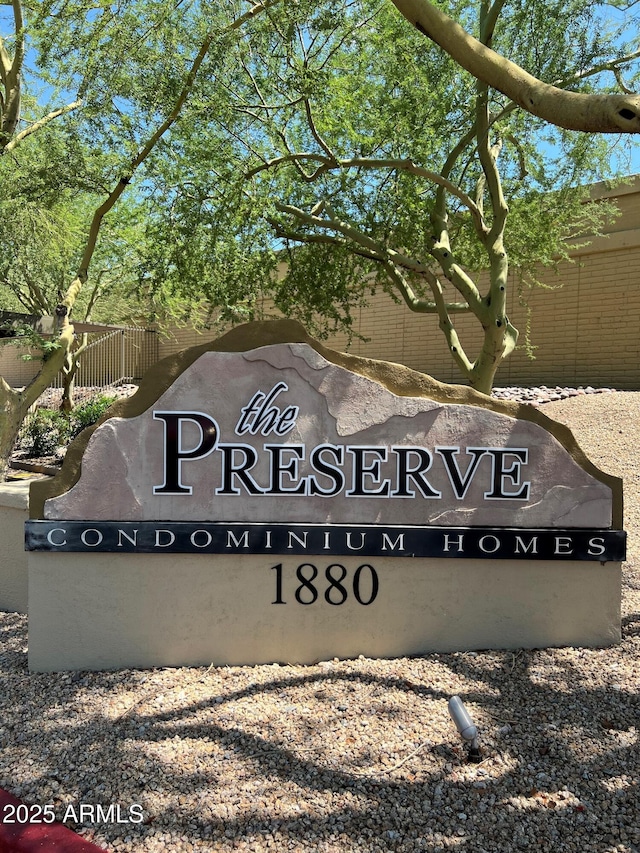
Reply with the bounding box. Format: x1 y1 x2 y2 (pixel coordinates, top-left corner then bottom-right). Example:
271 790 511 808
1 391 639 853
33 384 140 409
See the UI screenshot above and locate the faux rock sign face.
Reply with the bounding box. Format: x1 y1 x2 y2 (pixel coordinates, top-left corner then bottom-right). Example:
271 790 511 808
44 343 612 529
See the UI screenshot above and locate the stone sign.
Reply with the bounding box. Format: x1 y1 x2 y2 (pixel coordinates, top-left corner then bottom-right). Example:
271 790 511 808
25 321 624 671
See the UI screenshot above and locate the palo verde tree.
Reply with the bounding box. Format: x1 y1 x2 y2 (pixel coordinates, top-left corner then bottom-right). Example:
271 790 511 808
0 129 155 409
138 0 639 395
0 0 279 479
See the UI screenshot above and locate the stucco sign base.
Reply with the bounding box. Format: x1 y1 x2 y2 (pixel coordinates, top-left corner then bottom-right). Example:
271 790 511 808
28 552 621 672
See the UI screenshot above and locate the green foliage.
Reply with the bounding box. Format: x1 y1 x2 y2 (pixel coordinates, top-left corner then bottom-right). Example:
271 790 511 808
135 0 635 389
22 409 72 457
21 394 116 458
0 105 167 332
1 0 639 394
72 395 118 432
0 120 84 311
0 0 284 478
134 0 638 322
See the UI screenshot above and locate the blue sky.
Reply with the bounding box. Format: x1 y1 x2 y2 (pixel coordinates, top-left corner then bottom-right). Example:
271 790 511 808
612 140 640 178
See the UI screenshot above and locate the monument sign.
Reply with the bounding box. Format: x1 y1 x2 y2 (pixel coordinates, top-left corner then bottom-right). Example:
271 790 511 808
25 322 624 671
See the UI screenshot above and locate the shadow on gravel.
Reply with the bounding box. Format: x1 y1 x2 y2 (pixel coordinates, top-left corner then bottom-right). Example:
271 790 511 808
1 622 639 853
621 612 640 639
0 614 27 669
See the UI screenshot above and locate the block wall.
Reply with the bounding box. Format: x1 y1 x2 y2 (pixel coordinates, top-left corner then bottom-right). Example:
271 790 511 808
0 346 41 387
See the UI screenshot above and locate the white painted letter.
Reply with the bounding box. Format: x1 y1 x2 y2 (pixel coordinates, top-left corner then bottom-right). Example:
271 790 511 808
46 528 67 546
155 529 175 547
443 533 465 552
382 533 405 552
80 528 103 547
478 535 500 553
117 529 138 547
554 536 574 555
514 536 538 555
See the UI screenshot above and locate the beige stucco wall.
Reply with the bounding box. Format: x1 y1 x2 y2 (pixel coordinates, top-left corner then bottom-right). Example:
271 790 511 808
0 481 30 613
28 551 621 672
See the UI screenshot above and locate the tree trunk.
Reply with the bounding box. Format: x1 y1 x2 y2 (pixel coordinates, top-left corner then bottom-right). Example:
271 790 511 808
467 325 505 395
0 384 27 481
467 238 518 395
0 324 72 480
60 334 89 412
60 374 76 413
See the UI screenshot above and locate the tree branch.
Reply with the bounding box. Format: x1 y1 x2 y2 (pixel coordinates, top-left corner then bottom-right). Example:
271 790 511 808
249 150 485 225
59 0 281 332
342 157 485 224
268 219 387 263
275 200 398 260
469 49 640 145
4 100 82 153
304 98 337 160
0 0 24 148
9 0 24 81
275 200 440 278
476 79 508 243
614 67 635 95
422 267 475 376
76 1 280 288
244 151 333 179
389 0 640 132
383 260 470 314
481 0 508 43
559 50 640 87
273 199 484 318
0 37 11 87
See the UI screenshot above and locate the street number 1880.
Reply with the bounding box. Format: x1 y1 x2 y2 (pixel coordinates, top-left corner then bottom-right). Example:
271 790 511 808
271 563 379 606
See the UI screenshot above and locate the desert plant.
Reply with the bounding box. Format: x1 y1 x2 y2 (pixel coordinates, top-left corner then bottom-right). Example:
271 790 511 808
21 393 116 458
22 409 74 457
70 394 117 436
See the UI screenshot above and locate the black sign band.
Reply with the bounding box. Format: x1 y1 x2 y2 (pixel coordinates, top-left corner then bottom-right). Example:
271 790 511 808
25 521 626 562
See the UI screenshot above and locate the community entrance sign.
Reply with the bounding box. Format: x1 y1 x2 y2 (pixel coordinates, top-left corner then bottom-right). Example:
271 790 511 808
25 322 624 671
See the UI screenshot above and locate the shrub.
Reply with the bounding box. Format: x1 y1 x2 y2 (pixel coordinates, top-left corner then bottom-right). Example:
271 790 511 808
23 409 74 457
22 394 117 457
70 395 117 437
